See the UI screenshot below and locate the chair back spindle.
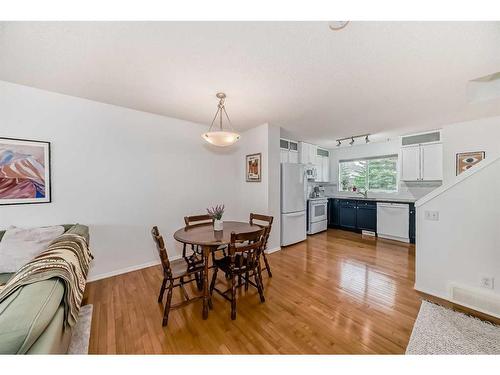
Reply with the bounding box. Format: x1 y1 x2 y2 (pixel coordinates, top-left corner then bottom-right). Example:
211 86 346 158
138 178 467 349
228 229 265 273
249 213 273 251
151 226 172 278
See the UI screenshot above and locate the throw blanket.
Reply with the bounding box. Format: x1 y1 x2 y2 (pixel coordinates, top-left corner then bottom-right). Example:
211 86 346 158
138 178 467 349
0 233 93 328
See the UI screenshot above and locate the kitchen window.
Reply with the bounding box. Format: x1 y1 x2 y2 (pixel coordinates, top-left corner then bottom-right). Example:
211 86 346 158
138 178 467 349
338 155 398 192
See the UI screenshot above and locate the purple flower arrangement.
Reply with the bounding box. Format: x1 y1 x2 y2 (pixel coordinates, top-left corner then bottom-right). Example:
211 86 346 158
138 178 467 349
207 204 225 220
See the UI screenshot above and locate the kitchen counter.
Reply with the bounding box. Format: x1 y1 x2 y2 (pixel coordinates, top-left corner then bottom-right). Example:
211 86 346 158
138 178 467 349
325 195 416 203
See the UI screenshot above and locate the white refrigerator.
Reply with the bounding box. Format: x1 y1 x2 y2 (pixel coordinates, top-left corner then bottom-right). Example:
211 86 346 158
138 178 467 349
281 163 307 246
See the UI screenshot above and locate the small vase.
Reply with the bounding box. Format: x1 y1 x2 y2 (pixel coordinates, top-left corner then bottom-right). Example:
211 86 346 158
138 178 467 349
214 219 223 231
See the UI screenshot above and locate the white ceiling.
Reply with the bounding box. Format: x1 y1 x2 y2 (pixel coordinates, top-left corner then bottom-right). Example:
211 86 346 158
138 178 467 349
0 21 499 147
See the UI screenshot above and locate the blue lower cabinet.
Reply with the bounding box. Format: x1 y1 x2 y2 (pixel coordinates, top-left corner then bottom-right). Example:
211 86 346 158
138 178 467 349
328 198 340 227
356 202 377 232
330 198 413 242
339 200 357 230
409 203 416 244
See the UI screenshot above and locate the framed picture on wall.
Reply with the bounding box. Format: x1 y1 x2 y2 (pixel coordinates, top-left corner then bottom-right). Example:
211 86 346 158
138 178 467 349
0 137 51 205
246 153 262 182
456 151 485 176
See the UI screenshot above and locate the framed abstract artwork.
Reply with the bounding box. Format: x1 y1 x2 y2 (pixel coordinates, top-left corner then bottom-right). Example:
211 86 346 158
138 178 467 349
456 151 485 176
246 153 262 182
0 137 51 205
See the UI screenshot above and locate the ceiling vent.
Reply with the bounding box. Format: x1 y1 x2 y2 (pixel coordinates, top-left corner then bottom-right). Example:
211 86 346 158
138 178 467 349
449 283 500 318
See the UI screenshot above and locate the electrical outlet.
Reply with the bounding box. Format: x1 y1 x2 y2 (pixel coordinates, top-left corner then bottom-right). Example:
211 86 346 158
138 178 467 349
424 210 439 221
480 276 494 289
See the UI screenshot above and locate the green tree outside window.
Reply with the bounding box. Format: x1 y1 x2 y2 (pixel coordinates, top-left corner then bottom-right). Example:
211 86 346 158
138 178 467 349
339 155 398 192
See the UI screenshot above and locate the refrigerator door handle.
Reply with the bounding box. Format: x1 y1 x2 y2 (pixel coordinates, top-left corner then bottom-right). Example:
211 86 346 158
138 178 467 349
286 211 305 217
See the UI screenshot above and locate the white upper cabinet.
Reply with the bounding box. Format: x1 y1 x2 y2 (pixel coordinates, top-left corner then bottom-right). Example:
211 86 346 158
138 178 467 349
280 138 299 164
314 154 323 180
321 156 330 182
401 145 421 181
421 143 443 180
315 147 330 182
288 150 299 163
308 144 317 164
401 141 442 181
280 149 290 163
299 142 309 164
297 142 330 181
299 142 318 165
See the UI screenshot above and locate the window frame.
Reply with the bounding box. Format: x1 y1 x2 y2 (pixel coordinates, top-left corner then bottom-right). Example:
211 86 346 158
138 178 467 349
338 154 399 193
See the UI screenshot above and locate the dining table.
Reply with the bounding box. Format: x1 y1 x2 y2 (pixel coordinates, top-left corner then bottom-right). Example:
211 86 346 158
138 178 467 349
173 220 262 319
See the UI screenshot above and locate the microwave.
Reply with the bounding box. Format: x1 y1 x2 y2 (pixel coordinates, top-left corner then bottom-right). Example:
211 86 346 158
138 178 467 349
305 167 317 181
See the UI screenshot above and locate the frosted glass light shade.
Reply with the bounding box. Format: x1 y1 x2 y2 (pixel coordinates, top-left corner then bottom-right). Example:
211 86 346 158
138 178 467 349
202 131 241 147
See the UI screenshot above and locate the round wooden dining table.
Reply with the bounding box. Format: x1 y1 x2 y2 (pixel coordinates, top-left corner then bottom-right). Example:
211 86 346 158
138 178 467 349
173 220 262 319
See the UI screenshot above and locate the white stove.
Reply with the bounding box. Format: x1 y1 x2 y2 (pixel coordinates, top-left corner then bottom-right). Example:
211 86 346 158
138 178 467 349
307 197 328 234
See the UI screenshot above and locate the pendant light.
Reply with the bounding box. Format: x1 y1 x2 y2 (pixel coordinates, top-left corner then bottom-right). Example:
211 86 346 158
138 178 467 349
202 93 240 147
328 21 350 31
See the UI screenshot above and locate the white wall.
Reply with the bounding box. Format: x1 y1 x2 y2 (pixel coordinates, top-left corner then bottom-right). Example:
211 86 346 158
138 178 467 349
0 81 242 280
234 123 281 252
234 124 269 219
327 139 439 201
414 115 500 316
441 116 500 184
415 157 500 315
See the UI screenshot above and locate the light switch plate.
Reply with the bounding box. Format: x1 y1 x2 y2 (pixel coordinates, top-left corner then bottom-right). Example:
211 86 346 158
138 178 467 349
424 210 439 221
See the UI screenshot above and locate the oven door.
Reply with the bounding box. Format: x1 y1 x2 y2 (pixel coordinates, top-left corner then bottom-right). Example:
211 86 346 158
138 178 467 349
310 201 328 223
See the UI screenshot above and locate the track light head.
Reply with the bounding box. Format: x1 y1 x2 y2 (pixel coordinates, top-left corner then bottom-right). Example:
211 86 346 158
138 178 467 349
349 137 355 145
336 140 341 147
365 135 370 143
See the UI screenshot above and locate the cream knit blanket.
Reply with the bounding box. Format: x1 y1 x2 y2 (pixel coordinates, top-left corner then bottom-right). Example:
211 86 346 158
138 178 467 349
0 233 93 327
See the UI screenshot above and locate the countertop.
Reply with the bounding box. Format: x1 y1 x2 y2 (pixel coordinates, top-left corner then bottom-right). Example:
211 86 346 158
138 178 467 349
324 195 416 203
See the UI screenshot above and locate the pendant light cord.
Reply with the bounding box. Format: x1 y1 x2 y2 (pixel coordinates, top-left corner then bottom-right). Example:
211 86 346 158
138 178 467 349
207 95 235 132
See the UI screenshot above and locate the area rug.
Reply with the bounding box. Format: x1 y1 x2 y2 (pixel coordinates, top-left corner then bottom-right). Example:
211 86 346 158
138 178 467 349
67 304 93 354
406 301 500 354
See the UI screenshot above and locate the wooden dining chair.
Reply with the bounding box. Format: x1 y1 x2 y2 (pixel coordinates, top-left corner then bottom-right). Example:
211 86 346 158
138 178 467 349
249 213 274 277
184 214 228 263
183 215 213 256
209 228 266 320
182 214 214 288
151 226 204 327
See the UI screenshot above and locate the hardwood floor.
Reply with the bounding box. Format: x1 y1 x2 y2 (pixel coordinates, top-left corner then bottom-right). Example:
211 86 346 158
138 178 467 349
83 229 422 354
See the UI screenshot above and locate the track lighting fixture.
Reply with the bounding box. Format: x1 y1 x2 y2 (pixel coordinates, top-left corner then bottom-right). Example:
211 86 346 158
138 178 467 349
335 134 371 148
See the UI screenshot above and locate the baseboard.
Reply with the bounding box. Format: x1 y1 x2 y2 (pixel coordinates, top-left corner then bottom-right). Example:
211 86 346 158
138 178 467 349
265 246 281 254
416 288 500 325
88 247 280 283
87 255 182 282
378 233 409 243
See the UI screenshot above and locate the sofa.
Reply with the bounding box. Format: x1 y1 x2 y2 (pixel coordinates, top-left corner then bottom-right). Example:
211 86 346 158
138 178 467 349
0 224 89 354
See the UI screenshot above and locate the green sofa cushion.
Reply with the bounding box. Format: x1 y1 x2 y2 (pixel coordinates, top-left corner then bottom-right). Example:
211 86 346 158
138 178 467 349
0 279 65 354
0 224 90 354
26 304 72 354
0 273 13 284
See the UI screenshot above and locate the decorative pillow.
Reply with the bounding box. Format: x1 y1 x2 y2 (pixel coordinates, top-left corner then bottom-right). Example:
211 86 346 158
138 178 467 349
0 225 65 273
